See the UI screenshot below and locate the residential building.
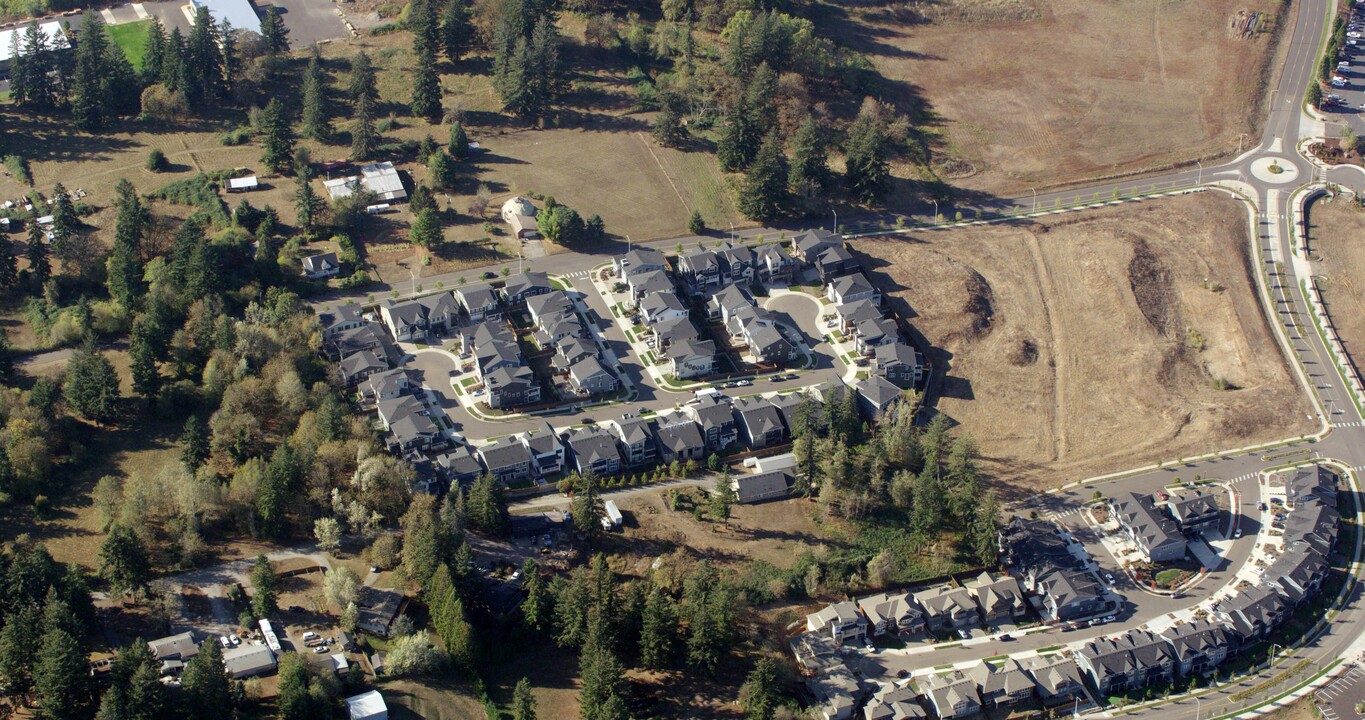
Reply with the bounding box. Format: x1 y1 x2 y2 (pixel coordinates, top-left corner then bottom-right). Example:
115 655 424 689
222 644 277 679
708 284 756 323
863 684 927 720
1159 619 1232 677
1283 501 1340 555
323 162 408 202
717 242 756 284
790 631 843 676
327 322 394 361
837 298 883 334
376 396 445 454
1286 465 1338 509
857 592 926 636
874 343 924 389
855 317 900 356
569 357 618 396
477 437 534 484
655 415 706 464
435 446 484 486
677 249 722 294
1217 585 1289 640
500 197 538 239
686 394 738 451
856 376 904 420
356 586 406 637
807 601 868 645
627 268 676 301
1163 491 1221 536
733 397 787 448
362 369 410 403
640 290 690 324
1113 492 1187 563
615 247 667 277
380 293 460 342
770 391 817 435
814 244 859 282
668 338 717 380
792 228 840 262
1022 656 1085 706
149 632 199 663
302 252 341 279
969 658 1034 707
731 470 790 503
533 313 585 348
917 672 981 720
339 350 388 386
455 284 501 322
743 321 797 364
827 273 880 306
608 414 657 468
964 572 1027 623
484 366 541 409
1076 630 1176 695
652 316 700 348
808 665 864 720
565 426 623 476
757 243 798 283
526 290 576 327
554 337 596 374
1034 568 1106 622
319 304 364 339
1264 542 1328 606
502 271 552 306
912 585 980 633
520 423 567 477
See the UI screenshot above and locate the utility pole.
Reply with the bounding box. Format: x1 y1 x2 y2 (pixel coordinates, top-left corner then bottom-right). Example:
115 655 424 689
1031 187 1038 213
932 199 939 224
1196 160 1203 186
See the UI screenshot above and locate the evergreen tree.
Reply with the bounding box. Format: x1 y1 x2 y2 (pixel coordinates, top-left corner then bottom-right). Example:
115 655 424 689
448 120 470 159
744 62 777 128
348 51 378 102
260 8 290 56
738 131 789 222
259 98 296 174
911 466 944 536
293 173 323 237
34 626 89 720
428 150 456 188
788 114 829 191
0 239 19 290
578 609 628 720
25 222 48 287
639 584 677 669
844 111 889 204
466 474 509 535
682 562 735 676
181 415 210 469
409 208 443 249
12 22 59 110
351 93 378 161
160 27 185 93
971 491 1001 566
49 183 80 267
219 21 240 95
717 99 760 172
300 50 332 141
652 103 686 147
63 340 120 424
570 474 603 540
128 328 160 400
411 46 442 121
521 559 550 631
250 554 278 618
141 20 166 85
0 604 42 700
740 657 779 720
99 525 151 597
440 0 473 62
72 11 113 131
107 179 147 307
180 641 231 720
511 678 537 720
185 7 223 105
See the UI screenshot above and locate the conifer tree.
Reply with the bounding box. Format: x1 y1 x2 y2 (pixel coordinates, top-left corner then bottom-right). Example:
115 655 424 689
448 120 470 159
107 179 146 307
259 98 295 174
427 150 456 188
33 626 89 720
351 93 378 161
260 7 290 56
717 99 760 172
300 51 331 141
25 222 50 291
440 0 473 62
348 51 378 102
294 173 322 236
788 114 829 191
411 46 442 121
738 132 789 222
185 7 223 105
844 110 889 204
0 240 18 290
71 11 113 130
141 20 166 85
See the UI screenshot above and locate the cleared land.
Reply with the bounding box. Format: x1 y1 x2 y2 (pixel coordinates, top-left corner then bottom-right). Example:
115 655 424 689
832 0 1284 196
1305 198 1365 385
856 192 1314 491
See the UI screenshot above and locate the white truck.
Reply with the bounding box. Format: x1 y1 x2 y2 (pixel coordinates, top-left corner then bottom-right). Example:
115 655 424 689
601 500 623 531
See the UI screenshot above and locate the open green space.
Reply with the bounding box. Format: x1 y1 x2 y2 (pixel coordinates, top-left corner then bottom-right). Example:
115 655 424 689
108 19 153 70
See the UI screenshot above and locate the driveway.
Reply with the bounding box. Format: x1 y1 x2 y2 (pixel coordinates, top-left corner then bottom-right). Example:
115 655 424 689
258 0 350 47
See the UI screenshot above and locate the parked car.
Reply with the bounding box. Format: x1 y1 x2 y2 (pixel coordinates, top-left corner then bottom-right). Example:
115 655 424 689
1105 572 1116 585
736 379 752 387
303 631 320 641
999 634 1013 641
312 646 328 654
1102 615 1117 623
1234 528 1244 539
956 628 971 640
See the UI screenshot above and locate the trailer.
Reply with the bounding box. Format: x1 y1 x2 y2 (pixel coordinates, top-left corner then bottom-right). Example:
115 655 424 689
258 619 281 653
601 500 623 531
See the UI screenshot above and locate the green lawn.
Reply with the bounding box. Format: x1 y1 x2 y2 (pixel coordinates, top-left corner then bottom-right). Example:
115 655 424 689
109 20 153 70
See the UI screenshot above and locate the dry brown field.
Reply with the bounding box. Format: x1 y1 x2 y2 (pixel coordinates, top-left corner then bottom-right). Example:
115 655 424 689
856 192 1314 492
1305 197 1365 385
833 0 1286 197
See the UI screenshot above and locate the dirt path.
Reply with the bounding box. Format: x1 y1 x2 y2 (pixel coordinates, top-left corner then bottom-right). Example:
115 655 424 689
1154 0 1168 84
1023 231 1067 461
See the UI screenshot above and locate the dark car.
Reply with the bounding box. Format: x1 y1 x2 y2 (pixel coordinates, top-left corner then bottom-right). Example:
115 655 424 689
481 271 497 279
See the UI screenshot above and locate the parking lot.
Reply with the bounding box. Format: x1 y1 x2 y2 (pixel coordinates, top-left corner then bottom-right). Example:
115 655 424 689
1321 3 1365 132
1317 663 1365 720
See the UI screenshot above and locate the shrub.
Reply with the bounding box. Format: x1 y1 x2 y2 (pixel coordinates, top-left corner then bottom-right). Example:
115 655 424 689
219 126 252 146
149 173 233 227
3 155 32 186
146 148 168 172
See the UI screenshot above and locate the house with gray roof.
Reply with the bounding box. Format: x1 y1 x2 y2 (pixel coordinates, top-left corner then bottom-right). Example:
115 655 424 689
963 572 1027 623
149 632 199 663
814 244 858 282
640 290 689 324
554 337 596 374
565 427 623 476
533 313 584 348
501 271 552 306
615 247 667 277
790 631 842 676
717 242 756 284
678 249 722 295
1022 656 1085 706
319 304 364 339
757 243 797 283
520 423 566 476
1113 492 1187 563
526 290 575 327
856 376 904 420
607 414 656 468
769 391 816 434
969 658 1034 707
733 396 786 449
627 268 676 302
302 252 341 279
569 357 618 396
339 350 388 386
875 342 924 389
362 369 411 402
652 315 701 348
1264 542 1329 606
836 298 884 334
743 321 797 364
708 284 755 323
809 665 864 720
655 414 705 464
435 446 484 486
223 644 276 679
863 684 927 720
857 591 926 637
456 284 501 322
807 601 868 645
484 365 541 409
1287 465 1338 510
327 322 393 361
792 228 840 263
731 469 790 504
827 273 880 306
1163 491 1221 536
855 317 900 356
1283 502 1340 555
912 585 980 633
377 396 444 454
1218 585 1288 640
686 395 738 451
1159 619 1233 677
380 293 459 342
1076 629 1176 696
478 436 534 484
917 671 981 720
668 338 716 380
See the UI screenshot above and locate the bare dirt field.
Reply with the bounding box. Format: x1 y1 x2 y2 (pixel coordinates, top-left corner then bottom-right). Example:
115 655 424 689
1305 197 1365 383
856 192 1314 491
831 0 1284 196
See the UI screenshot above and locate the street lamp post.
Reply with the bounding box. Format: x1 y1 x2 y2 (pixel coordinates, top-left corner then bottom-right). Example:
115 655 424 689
932 199 939 224
1032 187 1038 213
1197 160 1203 186
1270 643 1283 666
1072 696 1080 718
832 206 839 234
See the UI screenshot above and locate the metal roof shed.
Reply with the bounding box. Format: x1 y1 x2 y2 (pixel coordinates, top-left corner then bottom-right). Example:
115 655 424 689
346 690 388 720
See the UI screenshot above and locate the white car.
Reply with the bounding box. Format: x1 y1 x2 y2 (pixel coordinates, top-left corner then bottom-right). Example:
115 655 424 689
303 631 320 641
1350 31 1363 38
1234 528 1244 539
736 379 752 387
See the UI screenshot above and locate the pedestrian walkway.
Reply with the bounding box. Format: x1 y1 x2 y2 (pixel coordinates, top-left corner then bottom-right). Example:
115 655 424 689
1231 472 1260 484
561 269 592 280
1335 421 1365 428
